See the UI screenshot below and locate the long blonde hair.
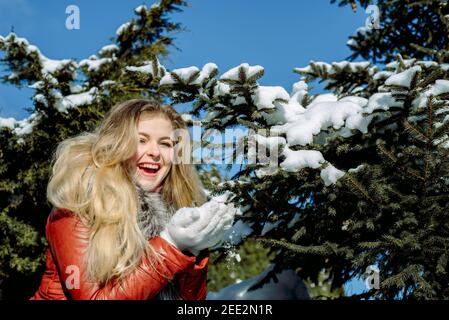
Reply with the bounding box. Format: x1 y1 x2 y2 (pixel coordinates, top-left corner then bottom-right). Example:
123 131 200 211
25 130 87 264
47 99 206 285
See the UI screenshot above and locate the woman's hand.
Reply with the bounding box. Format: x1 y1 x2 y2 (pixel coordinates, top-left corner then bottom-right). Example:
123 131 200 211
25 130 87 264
160 195 237 255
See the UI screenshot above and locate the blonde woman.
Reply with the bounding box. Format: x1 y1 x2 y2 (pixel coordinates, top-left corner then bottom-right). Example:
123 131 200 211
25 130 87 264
30 99 236 300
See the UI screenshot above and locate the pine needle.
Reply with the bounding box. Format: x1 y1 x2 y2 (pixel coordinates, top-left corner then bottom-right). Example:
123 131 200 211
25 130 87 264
402 118 429 142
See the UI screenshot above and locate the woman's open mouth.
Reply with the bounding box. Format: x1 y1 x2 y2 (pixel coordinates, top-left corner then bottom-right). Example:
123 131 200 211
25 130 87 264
137 163 161 178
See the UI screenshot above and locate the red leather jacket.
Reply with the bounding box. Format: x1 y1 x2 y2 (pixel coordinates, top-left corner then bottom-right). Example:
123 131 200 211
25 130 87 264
30 208 208 300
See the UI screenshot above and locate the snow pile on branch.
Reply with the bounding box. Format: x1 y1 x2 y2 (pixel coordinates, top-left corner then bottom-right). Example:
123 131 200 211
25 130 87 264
365 92 402 113
0 117 16 129
80 55 114 72
126 59 167 79
56 88 98 112
385 58 416 70
320 164 345 186
295 60 374 76
13 112 41 136
264 98 305 125
385 66 421 88
220 63 264 82
116 3 167 39
39 55 77 76
126 64 155 74
192 63 218 85
99 44 119 56
159 63 218 86
116 22 131 36
272 96 370 146
412 79 449 110
252 86 289 110
262 80 308 125
266 83 402 184
0 33 78 80
160 66 199 85
427 79 449 96
346 26 374 52
31 86 97 113
0 112 41 137
280 147 325 172
134 4 147 14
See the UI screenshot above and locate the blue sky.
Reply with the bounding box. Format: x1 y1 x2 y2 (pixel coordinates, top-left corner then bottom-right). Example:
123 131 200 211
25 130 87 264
0 0 367 119
0 0 368 295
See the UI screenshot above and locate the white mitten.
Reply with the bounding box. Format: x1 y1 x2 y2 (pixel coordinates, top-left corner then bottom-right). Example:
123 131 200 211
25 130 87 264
160 196 237 255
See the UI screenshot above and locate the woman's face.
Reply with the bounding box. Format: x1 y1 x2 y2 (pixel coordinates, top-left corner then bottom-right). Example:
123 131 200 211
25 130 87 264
130 115 175 192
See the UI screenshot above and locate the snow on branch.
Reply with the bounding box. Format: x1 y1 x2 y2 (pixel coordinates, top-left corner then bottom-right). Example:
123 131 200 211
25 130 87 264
0 33 78 83
0 112 41 140
295 60 374 76
159 63 218 86
56 88 98 112
220 63 264 82
79 55 115 72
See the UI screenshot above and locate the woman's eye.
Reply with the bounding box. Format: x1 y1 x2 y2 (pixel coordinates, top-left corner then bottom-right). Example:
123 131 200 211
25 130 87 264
139 138 146 144
161 142 173 147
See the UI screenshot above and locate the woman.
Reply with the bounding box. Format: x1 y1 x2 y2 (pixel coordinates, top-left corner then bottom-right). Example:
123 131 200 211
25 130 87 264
30 99 235 300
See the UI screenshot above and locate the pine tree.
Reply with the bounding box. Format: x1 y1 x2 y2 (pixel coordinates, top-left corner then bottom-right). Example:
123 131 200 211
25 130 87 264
336 0 449 63
0 0 187 299
140 2 449 299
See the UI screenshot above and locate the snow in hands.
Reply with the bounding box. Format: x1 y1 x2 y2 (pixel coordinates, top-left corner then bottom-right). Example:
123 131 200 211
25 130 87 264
161 194 238 255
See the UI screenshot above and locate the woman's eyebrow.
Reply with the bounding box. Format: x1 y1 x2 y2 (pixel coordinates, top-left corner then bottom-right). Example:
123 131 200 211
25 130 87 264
138 132 172 140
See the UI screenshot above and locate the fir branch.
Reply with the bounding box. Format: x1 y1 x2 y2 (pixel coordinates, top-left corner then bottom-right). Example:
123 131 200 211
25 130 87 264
434 119 449 140
119 86 149 92
409 43 437 57
381 264 423 290
443 146 449 159
292 226 306 242
422 194 449 204
402 118 429 142
423 151 431 186
413 279 434 299
236 118 262 131
358 241 383 250
416 0 448 9
426 95 434 138
377 142 398 164
419 70 443 89
382 234 406 249
341 174 376 203
257 238 339 256
436 253 448 275
409 71 420 91
406 167 426 182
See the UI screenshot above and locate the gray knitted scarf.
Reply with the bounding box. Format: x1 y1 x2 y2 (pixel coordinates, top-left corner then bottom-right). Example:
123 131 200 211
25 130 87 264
134 183 183 300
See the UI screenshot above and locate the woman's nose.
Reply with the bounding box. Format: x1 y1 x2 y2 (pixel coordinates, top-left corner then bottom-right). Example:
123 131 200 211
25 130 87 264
145 141 161 158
